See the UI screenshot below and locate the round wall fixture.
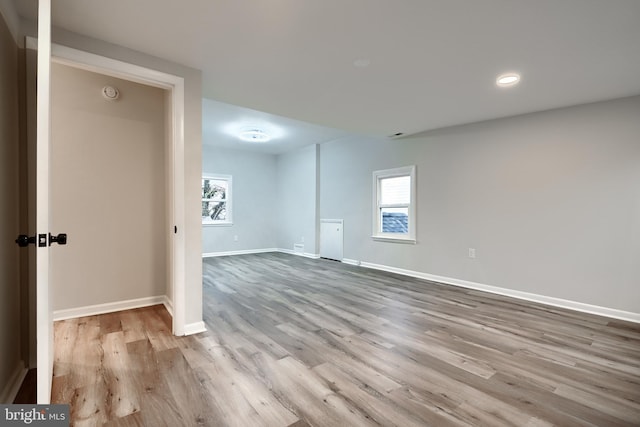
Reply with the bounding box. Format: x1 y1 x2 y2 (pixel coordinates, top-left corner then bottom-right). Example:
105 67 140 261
102 85 120 100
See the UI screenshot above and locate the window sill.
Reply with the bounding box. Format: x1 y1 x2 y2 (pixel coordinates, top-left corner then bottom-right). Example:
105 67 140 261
202 222 233 227
371 235 416 244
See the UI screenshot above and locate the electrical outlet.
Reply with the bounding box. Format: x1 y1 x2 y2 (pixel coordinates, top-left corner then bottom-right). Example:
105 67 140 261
301 236 305 243
234 235 238 242
468 248 476 258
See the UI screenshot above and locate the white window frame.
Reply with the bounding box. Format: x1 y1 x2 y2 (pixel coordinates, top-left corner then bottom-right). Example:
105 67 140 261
372 165 416 243
202 174 233 226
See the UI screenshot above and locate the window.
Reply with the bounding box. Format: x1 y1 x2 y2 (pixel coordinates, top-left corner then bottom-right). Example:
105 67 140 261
202 174 232 225
372 166 416 243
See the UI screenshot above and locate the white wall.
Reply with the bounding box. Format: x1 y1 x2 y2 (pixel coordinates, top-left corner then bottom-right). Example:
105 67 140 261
202 146 278 254
277 144 319 255
321 96 640 314
50 63 167 310
201 144 320 257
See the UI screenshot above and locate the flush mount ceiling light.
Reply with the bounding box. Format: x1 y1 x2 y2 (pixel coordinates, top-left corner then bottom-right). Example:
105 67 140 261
496 73 521 87
222 121 285 142
239 128 271 142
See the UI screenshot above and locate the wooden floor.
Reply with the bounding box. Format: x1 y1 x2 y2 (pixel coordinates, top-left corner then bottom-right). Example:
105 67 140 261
52 253 640 426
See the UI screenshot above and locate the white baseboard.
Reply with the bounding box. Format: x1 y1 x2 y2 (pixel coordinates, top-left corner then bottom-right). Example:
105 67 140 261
277 248 296 256
359 261 640 324
163 295 174 316
53 295 167 321
0 361 27 404
184 321 207 336
341 258 361 266
278 248 320 259
202 248 278 258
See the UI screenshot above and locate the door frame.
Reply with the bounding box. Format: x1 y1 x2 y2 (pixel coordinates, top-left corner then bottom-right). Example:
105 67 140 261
34 0 52 404
27 37 188 337
25 36 186 404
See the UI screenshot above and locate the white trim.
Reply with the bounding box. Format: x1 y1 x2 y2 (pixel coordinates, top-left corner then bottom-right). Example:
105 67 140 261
53 296 167 321
359 261 640 323
184 321 207 335
372 165 416 242
32 39 189 337
35 0 53 404
171 75 187 338
278 248 321 259
51 44 179 90
341 258 361 266
0 361 27 404
202 248 278 258
372 236 416 244
163 295 174 317
304 253 321 259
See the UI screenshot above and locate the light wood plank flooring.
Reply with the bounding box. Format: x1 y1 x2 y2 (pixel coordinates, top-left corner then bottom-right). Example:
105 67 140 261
52 253 640 426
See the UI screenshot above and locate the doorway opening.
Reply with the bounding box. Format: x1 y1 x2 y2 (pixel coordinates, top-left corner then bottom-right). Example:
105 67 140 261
46 42 187 335
50 62 171 319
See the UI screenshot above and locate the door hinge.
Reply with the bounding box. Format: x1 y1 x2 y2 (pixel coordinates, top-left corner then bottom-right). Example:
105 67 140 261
174 225 177 234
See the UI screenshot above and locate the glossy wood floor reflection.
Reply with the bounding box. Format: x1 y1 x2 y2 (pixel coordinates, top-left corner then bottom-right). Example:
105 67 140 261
53 253 640 426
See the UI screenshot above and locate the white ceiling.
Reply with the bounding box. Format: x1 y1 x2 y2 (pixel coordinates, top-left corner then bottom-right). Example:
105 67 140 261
12 0 640 150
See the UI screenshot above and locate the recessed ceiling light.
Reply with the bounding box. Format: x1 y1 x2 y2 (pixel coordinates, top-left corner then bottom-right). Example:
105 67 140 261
239 129 271 142
496 73 521 87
